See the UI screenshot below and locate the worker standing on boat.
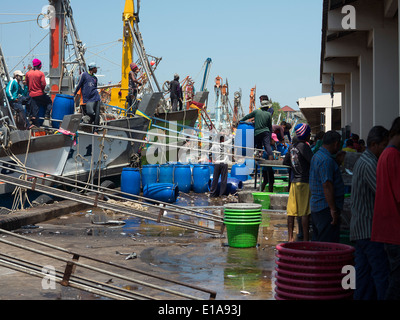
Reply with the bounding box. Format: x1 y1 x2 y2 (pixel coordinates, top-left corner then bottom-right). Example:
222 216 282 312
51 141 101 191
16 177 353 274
25 58 53 128
170 74 183 112
240 96 273 160
5 70 30 129
240 96 276 193
127 63 142 114
74 62 101 133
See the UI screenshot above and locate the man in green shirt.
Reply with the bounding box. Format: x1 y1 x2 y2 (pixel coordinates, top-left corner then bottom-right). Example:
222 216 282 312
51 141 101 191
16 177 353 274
240 97 273 160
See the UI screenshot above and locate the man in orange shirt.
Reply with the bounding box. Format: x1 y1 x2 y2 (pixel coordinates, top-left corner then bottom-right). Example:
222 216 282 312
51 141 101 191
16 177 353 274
25 58 53 128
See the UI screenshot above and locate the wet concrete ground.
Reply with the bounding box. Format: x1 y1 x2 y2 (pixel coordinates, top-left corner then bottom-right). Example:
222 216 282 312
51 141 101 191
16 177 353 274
0 192 291 300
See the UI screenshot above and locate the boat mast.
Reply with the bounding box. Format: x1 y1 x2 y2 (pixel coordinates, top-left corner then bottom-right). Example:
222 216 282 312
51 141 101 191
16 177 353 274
48 0 65 99
48 0 87 98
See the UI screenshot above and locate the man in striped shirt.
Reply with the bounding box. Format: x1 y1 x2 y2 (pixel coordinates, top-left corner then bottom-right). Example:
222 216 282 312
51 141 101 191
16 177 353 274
350 126 389 300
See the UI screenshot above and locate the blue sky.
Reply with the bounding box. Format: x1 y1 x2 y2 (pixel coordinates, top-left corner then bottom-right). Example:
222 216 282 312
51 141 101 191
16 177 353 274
0 0 324 112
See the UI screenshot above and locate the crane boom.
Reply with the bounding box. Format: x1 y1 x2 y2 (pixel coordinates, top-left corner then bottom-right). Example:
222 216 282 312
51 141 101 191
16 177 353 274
200 58 212 92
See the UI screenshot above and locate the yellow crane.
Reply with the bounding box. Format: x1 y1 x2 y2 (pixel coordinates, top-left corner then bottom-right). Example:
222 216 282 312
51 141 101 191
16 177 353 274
109 0 136 110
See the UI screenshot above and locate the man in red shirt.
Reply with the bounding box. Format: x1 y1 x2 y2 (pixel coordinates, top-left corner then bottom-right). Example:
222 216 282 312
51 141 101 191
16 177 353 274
25 58 53 128
371 117 400 300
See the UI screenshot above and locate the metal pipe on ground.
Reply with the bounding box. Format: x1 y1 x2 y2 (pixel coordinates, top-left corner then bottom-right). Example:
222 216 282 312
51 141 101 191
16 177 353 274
0 227 217 300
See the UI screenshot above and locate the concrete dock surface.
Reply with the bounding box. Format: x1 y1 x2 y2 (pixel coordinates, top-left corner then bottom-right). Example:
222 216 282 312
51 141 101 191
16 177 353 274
0 191 290 301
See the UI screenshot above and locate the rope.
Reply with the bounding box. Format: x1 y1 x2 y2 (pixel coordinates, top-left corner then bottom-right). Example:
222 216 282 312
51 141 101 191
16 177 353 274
9 33 49 73
2 127 34 211
0 19 36 25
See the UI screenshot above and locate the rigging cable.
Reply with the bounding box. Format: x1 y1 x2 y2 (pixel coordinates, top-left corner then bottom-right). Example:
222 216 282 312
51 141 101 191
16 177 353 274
9 32 49 73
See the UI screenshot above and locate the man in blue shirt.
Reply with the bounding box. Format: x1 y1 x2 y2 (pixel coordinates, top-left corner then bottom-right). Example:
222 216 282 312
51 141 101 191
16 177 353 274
74 62 101 132
309 130 345 242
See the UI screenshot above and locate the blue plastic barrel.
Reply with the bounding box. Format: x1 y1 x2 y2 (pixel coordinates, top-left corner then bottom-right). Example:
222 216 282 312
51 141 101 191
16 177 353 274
235 122 255 156
277 144 288 156
141 164 159 188
245 158 256 174
143 183 179 203
209 177 244 196
193 164 210 193
209 163 215 177
159 164 174 184
227 177 244 194
121 168 141 198
231 163 249 181
52 94 75 128
174 164 192 193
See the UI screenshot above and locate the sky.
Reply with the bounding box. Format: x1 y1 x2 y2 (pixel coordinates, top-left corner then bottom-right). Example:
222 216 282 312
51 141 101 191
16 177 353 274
0 0 324 113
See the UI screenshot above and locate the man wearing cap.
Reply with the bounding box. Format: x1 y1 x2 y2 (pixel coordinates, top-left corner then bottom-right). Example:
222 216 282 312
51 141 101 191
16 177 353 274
170 74 183 112
5 70 30 129
283 123 313 242
25 58 53 127
240 96 273 160
127 63 142 113
240 95 274 192
74 62 101 132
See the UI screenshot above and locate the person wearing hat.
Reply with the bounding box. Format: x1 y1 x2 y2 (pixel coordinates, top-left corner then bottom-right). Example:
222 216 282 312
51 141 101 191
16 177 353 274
170 74 183 112
74 62 101 132
240 96 274 160
283 123 313 242
240 96 275 192
127 62 142 113
5 70 30 129
25 58 53 127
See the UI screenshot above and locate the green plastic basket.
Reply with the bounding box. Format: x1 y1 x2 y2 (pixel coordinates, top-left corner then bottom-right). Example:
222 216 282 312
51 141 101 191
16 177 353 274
252 192 274 209
224 203 262 211
224 217 262 222
224 212 262 217
274 184 288 193
224 207 262 213
224 218 262 224
224 221 261 248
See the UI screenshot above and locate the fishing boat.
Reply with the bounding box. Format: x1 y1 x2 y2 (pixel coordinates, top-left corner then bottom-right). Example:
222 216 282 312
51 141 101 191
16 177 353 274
0 0 202 202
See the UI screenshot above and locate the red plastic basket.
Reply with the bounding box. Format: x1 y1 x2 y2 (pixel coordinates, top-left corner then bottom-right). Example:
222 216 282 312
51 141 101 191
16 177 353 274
275 280 347 294
274 242 355 300
275 267 344 281
275 287 353 300
276 242 355 258
275 274 343 289
275 252 354 266
276 260 346 273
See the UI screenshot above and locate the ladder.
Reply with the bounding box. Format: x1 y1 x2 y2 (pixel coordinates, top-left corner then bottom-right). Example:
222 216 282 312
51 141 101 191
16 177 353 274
62 0 87 73
0 44 16 128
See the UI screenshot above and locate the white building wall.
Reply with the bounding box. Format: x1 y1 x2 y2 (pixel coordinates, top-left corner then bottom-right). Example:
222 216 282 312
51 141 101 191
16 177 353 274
320 0 400 140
